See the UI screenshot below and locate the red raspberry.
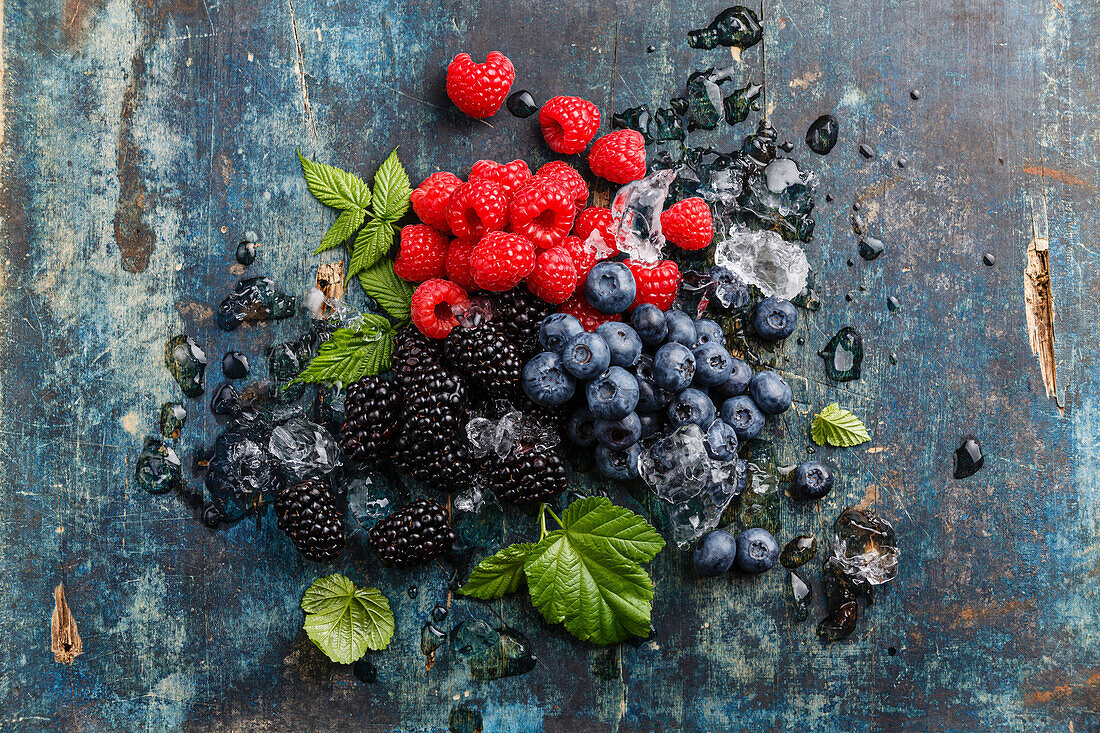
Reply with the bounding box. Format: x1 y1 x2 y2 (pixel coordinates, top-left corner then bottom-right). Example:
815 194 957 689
557 294 621 332
560 235 597 286
508 178 577 250
411 279 469 339
526 246 577 304
661 197 714 251
588 129 647 184
411 172 463 234
445 51 515 118
539 96 601 155
444 238 478 291
446 179 510 239
469 231 537 291
469 159 532 198
537 161 589 212
574 207 616 255
393 225 449 283
626 259 681 311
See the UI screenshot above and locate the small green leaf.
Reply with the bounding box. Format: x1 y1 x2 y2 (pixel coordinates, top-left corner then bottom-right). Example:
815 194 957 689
561 496 665 565
347 219 395 283
301 573 394 664
811 403 872 447
291 316 395 385
358 259 414 321
459 544 537 600
371 149 412 222
298 151 371 211
316 208 366 255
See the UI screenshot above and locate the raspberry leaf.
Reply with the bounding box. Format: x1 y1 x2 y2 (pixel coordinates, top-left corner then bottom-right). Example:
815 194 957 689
811 403 871 447
298 151 371 211
316 208 366 255
560 496 665 565
301 573 394 664
358 258 414 321
371 149 412 222
458 543 537 600
347 220 395 284
290 315 395 385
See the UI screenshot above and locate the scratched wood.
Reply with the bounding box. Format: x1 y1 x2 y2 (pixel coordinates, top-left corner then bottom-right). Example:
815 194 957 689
1 0 1098 731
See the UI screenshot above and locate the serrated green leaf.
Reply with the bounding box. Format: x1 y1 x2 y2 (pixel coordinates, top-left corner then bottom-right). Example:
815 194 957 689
358 259 414 321
301 574 394 664
347 219 395 283
298 151 371 211
371 149 412 222
811 403 872 447
560 496 665 565
316 208 366 255
290 316 395 385
459 544 537 600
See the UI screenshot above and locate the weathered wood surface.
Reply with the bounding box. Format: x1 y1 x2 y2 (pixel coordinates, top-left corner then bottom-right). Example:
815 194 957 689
1 0 1098 730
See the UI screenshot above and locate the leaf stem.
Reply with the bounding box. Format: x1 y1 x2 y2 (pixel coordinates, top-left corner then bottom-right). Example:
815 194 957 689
543 506 564 530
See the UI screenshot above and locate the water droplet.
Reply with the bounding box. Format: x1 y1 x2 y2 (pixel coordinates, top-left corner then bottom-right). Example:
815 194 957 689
164 335 207 398
432 604 449 623
452 620 537 679
236 241 256 266
646 44 656 53
407 585 418 599
983 253 996 266
858 143 877 159
896 158 908 168
506 90 537 118
722 81 763 126
859 237 885 261
852 201 861 211
910 89 921 100
687 6 762 50
825 193 835 203
449 704 483 733
222 351 250 379
210 382 241 415
847 258 855 267
888 646 898 656
953 438 984 478
780 535 817 568
159 403 187 440
787 571 813 622
135 436 182 494
779 140 795 153
819 327 863 381
612 105 654 140
889 352 898 364
887 296 901 311
420 622 447 656
805 114 839 155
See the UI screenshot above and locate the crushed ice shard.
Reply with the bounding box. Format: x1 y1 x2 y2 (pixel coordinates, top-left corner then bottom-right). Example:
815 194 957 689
713 228 810 300
217 276 296 330
610 168 678 264
831 507 899 586
268 416 340 482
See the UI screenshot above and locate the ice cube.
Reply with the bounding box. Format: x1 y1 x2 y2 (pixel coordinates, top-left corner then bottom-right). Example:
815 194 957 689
830 507 899 586
610 168 678 264
713 227 810 300
346 474 394 533
739 157 816 242
450 620 536 680
268 416 340 482
638 424 713 503
665 460 744 549
205 424 280 520
454 484 486 513
217 276 296 330
465 410 524 459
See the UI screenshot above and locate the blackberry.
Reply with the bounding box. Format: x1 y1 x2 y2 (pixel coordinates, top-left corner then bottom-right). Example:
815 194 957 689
490 286 555 357
368 499 456 567
486 447 569 504
392 362 469 483
274 478 345 561
444 324 523 399
392 327 442 380
340 375 402 463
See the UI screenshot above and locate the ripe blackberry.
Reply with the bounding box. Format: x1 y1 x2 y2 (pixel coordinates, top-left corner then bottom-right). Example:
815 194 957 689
487 447 569 504
274 478 345 561
392 362 469 483
392 327 442 380
368 499 456 567
489 286 555 357
340 375 402 463
444 324 523 399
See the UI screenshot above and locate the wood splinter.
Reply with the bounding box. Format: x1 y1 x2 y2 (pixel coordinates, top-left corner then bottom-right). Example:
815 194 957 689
51 583 82 665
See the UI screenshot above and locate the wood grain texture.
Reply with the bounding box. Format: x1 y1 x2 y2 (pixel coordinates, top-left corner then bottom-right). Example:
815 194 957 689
1 0 1098 731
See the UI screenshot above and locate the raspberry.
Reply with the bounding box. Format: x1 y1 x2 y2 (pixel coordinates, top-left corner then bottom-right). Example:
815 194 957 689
573 207 616 255
526 246 577 304
445 51 515 118
446 179 510 239
660 197 714 251
508 177 576 249
444 238 478 291
539 96 601 154
411 278 469 339
560 234 597 286
537 161 589 212
411 172 463 233
626 259 681 311
393 224 449 282
470 159 532 198
557 293 621 332
588 129 647 184
469 231 537 291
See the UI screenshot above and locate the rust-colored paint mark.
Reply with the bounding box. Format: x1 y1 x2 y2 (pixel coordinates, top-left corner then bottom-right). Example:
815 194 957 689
789 70 821 90
952 599 1035 629
1022 165 1093 189
1024 235 1061 412
1052 0 1065 9
63 0 106 47
51 583 82 664
113 49 156 273
1024 672 1100 706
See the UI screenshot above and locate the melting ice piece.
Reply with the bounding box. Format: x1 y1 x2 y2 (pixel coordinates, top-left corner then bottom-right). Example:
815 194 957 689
713 227 810 300
610 168 678 264
638 424 713 503
346 475 393 534
164 335 207 398
268 416 340 482
465 411 524 459
740 157 816 242
217 276 296 330
205 422 280 520
451 620 537 680
830 507 899 586
665 458 747 549
708 266 752 311
454 484 486 513
134 436 182 494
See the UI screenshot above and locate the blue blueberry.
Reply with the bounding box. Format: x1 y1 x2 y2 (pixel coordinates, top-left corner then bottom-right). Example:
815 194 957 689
652 342 696 392
792 460 834 500
749 371 793 414
522 351 576 407
704 419 740 460
692 343 734 387
720 395 766 440
630 303 668 346
753 297 798 341
565 407 597 447
584 261 637 314
586 366 640 420
664 310 697 346
561 332 611 380
595 443 640 480
595 412 642 449
714 358 753 397
638 411 662 438
693 530 738 577
667 388 716 428
596 322 643 368
634 354 672 412
539 313 585 353
735 528 779 573
693 319 725 347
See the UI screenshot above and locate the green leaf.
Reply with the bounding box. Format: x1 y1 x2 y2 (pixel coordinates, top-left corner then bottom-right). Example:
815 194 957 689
358 259 414 321
290 315 395 385
459 544 537 600
301 574 394 664
316 208 366 255
371 149 412 222
298 151 371 211
347 219 395 283
811 403 872 447
560 496 665 565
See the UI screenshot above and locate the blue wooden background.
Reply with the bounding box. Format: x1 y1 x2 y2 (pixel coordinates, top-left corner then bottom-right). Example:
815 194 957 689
1 0 1098 730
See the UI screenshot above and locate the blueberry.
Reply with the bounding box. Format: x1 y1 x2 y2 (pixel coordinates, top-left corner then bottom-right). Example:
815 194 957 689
693 319 725 347
693 530 738 577
566 407 597 447
752 297 798 341
749 371 793 414
692 343 734 387
631 303 668 346
704 419 740 460
720 395 766 440
791 460 834 500
735 528 779 573
595 443 640 480
709 265 752 310
522 352 576 407
667 388 716 428
561 332 612 380
652 342 696 392
586 366 640 420
539 313 585 353
584 261 637 314
714 358 753 397
596 322 643 368
634 354 672 412
638 411 662 438
595 412 642 449
664 310 697 346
